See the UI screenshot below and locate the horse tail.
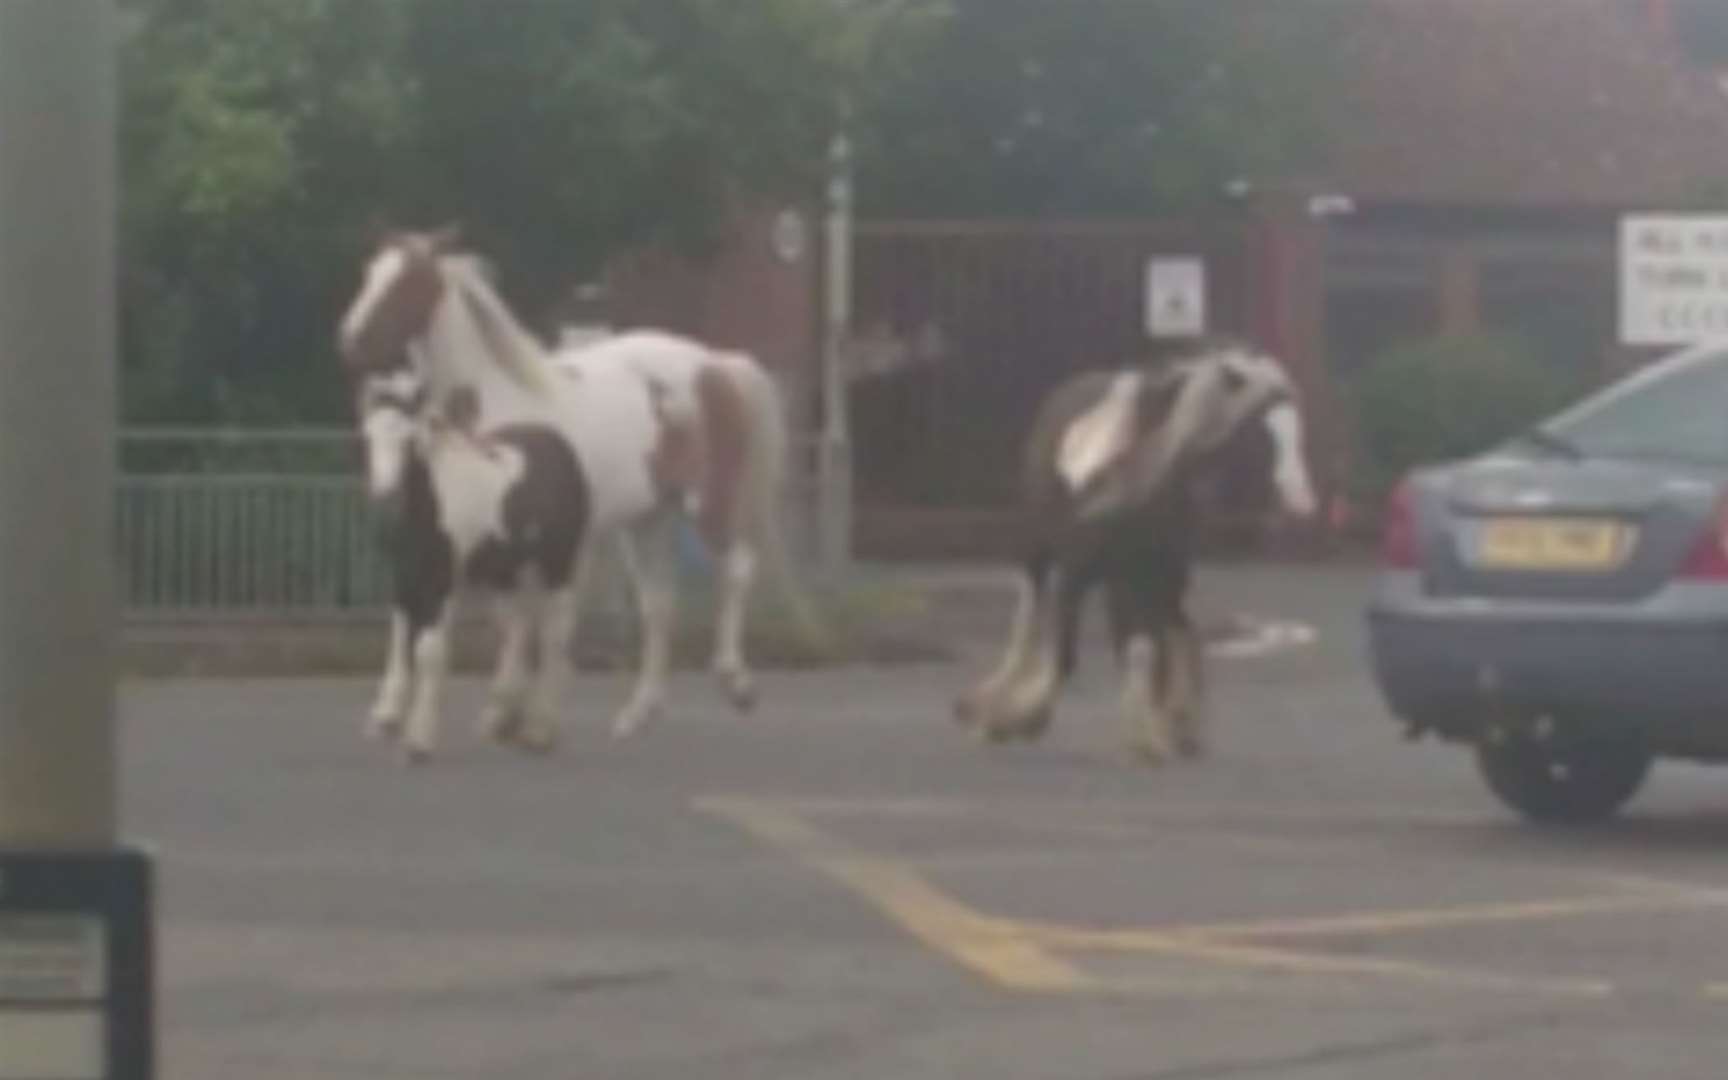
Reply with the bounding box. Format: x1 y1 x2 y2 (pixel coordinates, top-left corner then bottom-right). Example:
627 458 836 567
719 351 833 649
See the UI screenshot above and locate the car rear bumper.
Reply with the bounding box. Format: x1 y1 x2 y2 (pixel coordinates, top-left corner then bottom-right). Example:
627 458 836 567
1367 573 1728 747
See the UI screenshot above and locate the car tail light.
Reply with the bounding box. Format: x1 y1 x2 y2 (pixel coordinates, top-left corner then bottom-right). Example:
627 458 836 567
1381 478 1418 569
1681 498 1728 578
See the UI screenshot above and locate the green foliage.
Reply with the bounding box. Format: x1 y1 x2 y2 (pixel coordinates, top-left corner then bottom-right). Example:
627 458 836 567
121 0 1348 424
123 0 417 424
858 0 1347 218
1350 332 1582 500
120 0 942 425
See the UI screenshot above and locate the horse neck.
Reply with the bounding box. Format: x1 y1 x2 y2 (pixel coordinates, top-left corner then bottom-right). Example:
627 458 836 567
1123 368 1205 485
443 261 553 390
417 292 547 423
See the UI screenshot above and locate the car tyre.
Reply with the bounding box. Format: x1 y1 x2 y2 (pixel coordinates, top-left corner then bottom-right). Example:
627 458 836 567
1475 730 1652 825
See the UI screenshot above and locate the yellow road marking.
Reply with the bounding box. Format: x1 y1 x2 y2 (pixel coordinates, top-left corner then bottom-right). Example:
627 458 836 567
695 796 1092 992
1075 889 1728 943
1023 924 1613 998
1594 872 1728 899
764 795 1488 829
697 796 1728 1001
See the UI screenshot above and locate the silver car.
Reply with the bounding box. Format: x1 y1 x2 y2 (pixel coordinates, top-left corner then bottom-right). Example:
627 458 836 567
1367 341 1728 823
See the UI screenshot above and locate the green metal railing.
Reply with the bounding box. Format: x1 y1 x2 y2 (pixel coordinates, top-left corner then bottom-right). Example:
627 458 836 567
116 429 821 617
118 430 387 615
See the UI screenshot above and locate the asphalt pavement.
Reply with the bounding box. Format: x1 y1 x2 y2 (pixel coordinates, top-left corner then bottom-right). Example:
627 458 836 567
124 563 1728 1078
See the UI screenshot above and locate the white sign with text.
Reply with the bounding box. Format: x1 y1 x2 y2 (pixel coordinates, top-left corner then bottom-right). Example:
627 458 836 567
1620 215 1728 346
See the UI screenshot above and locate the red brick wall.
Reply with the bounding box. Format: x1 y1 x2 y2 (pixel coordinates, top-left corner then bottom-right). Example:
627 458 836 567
603 205 819 431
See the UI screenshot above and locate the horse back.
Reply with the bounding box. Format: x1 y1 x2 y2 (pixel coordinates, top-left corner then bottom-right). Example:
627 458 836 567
553 330 765 541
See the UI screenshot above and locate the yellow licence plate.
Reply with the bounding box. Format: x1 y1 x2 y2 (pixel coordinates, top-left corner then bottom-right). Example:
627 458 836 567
1475 518 1634 571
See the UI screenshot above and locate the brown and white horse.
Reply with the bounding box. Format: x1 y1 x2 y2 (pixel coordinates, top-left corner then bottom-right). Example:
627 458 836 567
954 340 1317 762
338 227 810 763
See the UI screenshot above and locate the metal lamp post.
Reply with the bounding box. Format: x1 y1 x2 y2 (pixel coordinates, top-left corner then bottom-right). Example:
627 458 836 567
817 126 855 573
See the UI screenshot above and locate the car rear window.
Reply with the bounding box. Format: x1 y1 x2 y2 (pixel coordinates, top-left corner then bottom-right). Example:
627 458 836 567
1544 347 1728 465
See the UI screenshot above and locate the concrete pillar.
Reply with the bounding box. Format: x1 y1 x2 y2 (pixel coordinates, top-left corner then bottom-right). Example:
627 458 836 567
0 1 118 848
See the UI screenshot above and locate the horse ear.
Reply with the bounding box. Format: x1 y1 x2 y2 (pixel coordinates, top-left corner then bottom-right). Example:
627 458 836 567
429 221 464 253
363 214 396 252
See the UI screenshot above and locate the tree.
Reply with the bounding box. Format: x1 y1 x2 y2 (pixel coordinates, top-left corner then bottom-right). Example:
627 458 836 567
120 0 940 424
123 0 417 423
858 0 1347 218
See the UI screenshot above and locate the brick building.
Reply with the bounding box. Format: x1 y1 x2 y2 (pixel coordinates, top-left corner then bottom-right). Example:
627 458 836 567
599 0 1728 560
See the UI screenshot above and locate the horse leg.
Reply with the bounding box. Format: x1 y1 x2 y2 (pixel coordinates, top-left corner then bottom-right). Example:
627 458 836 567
504 535 601 753
999 555 1091 743
504 563 580 756
1168 613 1209 758
563 538 599 675
367 611 412 742
478 588 539 744
401 600 456 766
711 540 759 712
988 556 1082 743
954 556 1045 728
1055 555 1094 684
1108 575 1175 766
613 516 678 739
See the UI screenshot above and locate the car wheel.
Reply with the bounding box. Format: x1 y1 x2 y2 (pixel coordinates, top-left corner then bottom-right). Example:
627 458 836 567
1475 729 1652 825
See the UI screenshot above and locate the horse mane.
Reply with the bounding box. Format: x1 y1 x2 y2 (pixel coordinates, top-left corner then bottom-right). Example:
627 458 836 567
439 254 554 396
1116 339 1283 504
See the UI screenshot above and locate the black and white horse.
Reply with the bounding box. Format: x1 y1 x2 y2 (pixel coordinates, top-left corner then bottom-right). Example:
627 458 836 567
338 226 810 763
953 341 1318 762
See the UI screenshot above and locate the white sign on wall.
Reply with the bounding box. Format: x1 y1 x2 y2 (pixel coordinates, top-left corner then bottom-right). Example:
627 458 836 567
0 916 105 1079
1620 215 1728 346
1145 257 1206 338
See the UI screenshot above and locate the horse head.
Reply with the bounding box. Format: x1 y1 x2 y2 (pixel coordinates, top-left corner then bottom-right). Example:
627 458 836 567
338 223 464 377
354 368 430 518
1159 344 1316 520
1061 342 1316 522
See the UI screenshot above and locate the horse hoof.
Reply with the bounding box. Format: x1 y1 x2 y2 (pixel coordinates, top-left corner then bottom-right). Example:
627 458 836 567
1006 708 1053 743
365 714 404 743
611 705 661 740
953 684 1005 729
511 729 560 757
1130 742 1173 767
399 744 433 768
1176 733 1208 760
1017 708 1053 741
976 702 1050 744
479 703 527 744
722 676 758 714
